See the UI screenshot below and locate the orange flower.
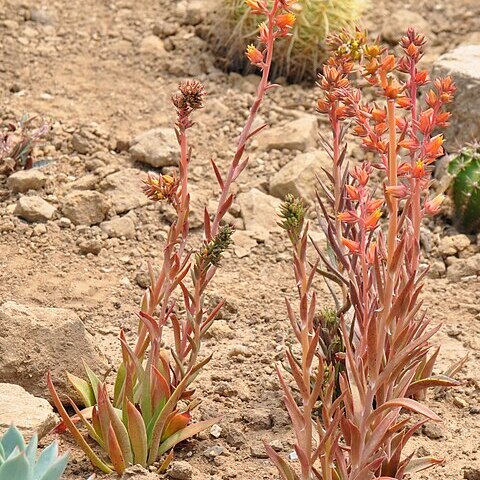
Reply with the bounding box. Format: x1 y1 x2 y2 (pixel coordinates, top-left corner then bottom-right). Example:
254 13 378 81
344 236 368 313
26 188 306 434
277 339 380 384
345 185 360 201
415 70 429 85
246 44 264 65
396 96 412 109
342 237 360 254
419 108 434 134
425 89 437 108
245 0 263 12
385 185 408 199
365 208 382 230
275 12 296 30
424 134 444 158
258 21 268 43
366 198 384 213
412 160 426 178
399 136 419 151
338 210 358 224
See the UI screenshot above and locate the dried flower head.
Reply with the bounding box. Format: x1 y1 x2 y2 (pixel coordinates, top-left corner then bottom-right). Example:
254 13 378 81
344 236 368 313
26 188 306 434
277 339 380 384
142 173 179 205
278 194 306 244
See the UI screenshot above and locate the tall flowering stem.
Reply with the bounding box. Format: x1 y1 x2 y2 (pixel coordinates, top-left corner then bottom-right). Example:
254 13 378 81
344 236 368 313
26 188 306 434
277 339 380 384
269 29 462 480
49 1 297 475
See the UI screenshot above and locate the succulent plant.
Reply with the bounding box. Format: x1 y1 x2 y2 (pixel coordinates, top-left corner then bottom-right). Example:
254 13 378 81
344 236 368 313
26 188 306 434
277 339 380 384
448 144 480 232
0 426 68 480
211 0 366 82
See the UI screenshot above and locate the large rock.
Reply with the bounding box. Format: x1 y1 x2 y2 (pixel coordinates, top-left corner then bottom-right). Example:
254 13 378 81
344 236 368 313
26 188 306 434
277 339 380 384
130 128 178 168
61 190 110 225
432 45 480 145
100 216 135 239
269 150 330 204
100 168 150 214
381 10 431 44
446 253 480 281
237 188 282 239
0 302 108 402
7 169 47 193
14 195 56 222
0 383 57 439
257 115 317 152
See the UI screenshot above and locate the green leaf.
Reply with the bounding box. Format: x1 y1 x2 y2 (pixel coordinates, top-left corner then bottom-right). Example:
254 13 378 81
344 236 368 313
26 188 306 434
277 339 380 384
47 373 113 474
67 373 96 407
406 375 461 397
125 400 148 466
158 417 221 456
83 362 102 404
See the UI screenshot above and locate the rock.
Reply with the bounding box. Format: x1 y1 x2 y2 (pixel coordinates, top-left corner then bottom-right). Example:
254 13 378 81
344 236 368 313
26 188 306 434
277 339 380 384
153 21 178 39
422 423 444 440
58 217 72 228
203 445 224 458
269 150 330 204
432 45 480 146
14 195 56 222
121 465 159 479
464 468 480 480
100 168 150 214
100 216 135 239
381 10 431 44
61 190 110 225
7 169 47 193
33 224 47 236
0 383 57 438
130 128 178 168
250 443 269 459
429 260 446 278
71 132 91 154
446 254 480 281
139 35 166 56
177 0 206 25
258 115 317 152
168 460 194 479
29 8 56 25
135 271 150 288
438 234 471 256
0 302 108 402
210 424 222 438
77 238 103 255
232 230 257 258
237 188 282 239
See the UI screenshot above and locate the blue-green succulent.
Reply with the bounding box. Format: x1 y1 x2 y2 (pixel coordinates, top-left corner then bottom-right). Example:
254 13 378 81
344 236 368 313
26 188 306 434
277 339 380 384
0 426 73 480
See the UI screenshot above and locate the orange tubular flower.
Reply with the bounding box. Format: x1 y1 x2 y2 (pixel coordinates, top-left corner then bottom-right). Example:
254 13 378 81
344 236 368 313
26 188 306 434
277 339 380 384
246 44 264 65
424 134 444 158
258 21 268 43
345 185 360 201
385 184 408 199
342 237 360 254
245 0 264 13
366 198 384 213
338 210 359 224
412 160 426 178
365 208 382 230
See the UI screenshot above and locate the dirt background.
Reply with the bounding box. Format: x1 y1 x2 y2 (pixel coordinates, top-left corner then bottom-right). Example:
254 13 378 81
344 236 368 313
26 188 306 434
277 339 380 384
0 0 479 479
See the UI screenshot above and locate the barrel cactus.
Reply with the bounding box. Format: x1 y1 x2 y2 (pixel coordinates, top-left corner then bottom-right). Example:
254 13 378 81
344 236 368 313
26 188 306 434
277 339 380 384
0 426 74 480
211 0 366 82
448 144 480 232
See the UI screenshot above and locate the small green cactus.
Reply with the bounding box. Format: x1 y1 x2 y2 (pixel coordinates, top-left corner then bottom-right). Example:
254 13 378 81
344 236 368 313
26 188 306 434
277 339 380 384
0 426 71 480
448 144 480 232
211 0 366 82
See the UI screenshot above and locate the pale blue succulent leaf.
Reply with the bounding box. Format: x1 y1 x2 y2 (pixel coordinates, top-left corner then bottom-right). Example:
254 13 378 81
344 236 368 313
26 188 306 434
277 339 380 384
38 453 69 480
0 451 30 480
25 433 38 466
0 426 26 457
33 442 60 480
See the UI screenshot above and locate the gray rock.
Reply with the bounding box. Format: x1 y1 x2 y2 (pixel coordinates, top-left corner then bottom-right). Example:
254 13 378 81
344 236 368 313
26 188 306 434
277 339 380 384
168 460 194 479
14 195 56 222
0 302 108 402
61 190 110 225
237 188 282 240
29 8 56 25
258 115 317 152
71 133 91 154
77 238 103 255
269 150 330 204
381 10 431 44
100 168 150 214
464 468 480 480
100 216 135 239
7 169 47 193
432 45 480 146
446 253 480 281
0 383 57 439
130 128 178 168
